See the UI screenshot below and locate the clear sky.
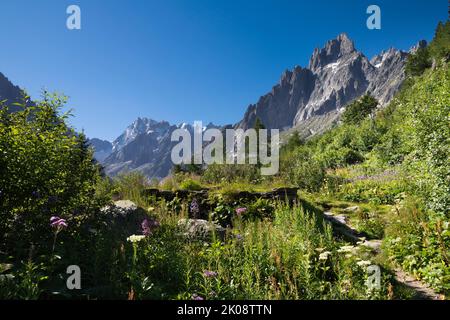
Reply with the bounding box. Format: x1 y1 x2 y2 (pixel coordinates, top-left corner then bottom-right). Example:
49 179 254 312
0 0 447 141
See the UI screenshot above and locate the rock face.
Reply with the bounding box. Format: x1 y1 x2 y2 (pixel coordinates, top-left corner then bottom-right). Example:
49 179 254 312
101 118 219 178
237 33 409 132
89 138 113 162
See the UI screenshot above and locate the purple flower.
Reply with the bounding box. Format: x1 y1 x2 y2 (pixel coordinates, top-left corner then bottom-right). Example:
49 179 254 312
142 218 160 236
50 216 68 229
190 199 200 218
203 270 218 278
31 190 41 198
235 207 247 216
236 234 244 241
191 294 204 301
50 216 59 223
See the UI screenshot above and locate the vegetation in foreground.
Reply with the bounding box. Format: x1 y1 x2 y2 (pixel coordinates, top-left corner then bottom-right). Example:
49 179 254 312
0 22 448 299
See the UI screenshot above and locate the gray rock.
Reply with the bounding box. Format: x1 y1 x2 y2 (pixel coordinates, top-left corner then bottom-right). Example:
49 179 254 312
178 219 225 241
93 118 219 179
101 200 148 236
344 206 360 212
89 138 113 162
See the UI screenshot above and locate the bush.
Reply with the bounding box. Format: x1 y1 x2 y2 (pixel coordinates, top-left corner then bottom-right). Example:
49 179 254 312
341 95 378 125
405 47 432 77
288 147 325 192
0 93 104 258
385 197 450 294
179 178 203 191
337 179 407 205
202 163 261 185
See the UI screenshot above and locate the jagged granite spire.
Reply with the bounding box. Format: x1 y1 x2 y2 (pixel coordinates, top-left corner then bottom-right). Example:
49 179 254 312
237 33 409 131
309 33 356 72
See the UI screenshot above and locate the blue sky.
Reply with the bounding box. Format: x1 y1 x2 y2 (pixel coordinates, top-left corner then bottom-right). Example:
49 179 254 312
0 0 447 141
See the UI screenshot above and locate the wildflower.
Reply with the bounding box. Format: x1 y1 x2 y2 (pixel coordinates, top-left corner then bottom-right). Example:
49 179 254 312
356 260 372 267
142 218 160 236
50 216 68 253
127 235 146 243
32 190 41 198
235 234 244 241
319 251 331 261
190 199 200 218
235 207 247 216
203 270 218 278
50 216 68 230
191 294 204 301
337 245 355 253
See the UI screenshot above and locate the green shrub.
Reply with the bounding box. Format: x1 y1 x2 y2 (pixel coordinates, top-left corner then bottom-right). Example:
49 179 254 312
385 197 450 294
405 47 432 77
0 93 104 258
179 178 203 191
337 179 407 205
342 95 378 125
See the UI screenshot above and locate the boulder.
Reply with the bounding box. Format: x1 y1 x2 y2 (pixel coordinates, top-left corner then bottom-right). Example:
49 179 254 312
177 219 225 241
101 200 149 237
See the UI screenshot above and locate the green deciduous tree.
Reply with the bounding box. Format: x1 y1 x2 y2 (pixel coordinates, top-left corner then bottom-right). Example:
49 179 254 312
0 93 103 257
342 95 378 125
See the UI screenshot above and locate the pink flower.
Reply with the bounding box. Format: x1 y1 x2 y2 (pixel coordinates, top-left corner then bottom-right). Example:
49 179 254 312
192 294 204 300
235 207 247 216
142 218 160 236
203 270 218 278
50 216 68 229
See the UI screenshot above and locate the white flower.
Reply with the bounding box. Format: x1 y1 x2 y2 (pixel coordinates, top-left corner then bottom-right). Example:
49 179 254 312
319 251 331 261
356 260 372 267
127 235 146 243
338 245 355 253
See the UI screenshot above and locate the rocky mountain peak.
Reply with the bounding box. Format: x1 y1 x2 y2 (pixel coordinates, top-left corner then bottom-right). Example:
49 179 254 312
309 33 356 72
112 117 172 152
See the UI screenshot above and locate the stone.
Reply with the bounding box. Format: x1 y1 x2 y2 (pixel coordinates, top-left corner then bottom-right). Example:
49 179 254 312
177 219 225 241
344 206 360 212
101 200 149 237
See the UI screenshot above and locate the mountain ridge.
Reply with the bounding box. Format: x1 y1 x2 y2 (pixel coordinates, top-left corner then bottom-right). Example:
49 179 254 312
0 33 425 179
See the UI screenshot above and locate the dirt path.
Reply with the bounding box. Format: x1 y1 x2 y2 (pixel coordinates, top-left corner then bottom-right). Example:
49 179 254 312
393 268 444 300
323 210 444 300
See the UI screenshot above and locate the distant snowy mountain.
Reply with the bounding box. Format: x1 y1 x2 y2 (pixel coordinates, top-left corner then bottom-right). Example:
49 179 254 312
96 118 219 178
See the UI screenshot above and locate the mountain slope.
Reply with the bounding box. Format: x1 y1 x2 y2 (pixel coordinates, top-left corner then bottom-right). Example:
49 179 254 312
0 72 30 112
101 118 219 178
237 34 410 132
